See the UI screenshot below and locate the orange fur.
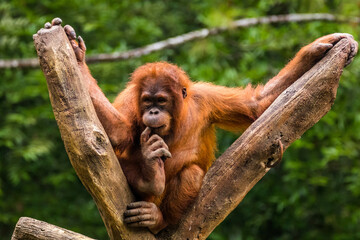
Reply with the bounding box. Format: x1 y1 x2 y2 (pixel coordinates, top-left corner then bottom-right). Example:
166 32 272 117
112 62 290 224
111 58 316 224
80 33 351 230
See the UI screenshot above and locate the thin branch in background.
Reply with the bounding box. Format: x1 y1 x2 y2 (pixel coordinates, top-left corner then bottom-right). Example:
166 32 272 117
1 13 359 69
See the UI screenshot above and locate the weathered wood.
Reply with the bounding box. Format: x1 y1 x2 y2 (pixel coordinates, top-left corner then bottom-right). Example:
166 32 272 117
33 25 154 240
158 39 351 239
11 217 94 240
29 21 353 240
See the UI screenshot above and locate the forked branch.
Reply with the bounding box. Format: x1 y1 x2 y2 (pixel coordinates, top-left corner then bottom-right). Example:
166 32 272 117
12 25 351 240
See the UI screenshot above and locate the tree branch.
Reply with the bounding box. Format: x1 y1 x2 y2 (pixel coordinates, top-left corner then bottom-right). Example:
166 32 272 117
157 38 351 240
11 217 95 240
16 18 353 240
32 25 154 240
1 13 358 69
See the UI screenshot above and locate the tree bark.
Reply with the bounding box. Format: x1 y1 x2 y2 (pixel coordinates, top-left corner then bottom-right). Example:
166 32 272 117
32 25 154 240
157 38 351 240
20 24 352 240
11 217 95 240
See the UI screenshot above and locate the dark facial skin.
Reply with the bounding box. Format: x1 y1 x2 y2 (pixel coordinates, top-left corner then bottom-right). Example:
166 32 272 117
126 87 173 234
141 88 172 136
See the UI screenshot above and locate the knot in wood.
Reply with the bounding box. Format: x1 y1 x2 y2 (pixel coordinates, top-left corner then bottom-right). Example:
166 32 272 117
266 139 284 168
91 127 108 155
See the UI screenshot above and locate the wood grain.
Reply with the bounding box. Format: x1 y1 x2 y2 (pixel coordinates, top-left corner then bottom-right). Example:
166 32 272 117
33 25 154 240
11 217 95 240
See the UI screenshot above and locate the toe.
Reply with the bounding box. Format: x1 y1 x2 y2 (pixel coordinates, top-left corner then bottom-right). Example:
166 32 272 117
64 25 77 40
78 36 86 52
51 18 62 26
44 22 51 29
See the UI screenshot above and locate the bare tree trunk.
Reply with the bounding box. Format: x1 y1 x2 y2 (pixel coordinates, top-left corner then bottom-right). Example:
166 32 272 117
32 25 154 240
13 24 352 240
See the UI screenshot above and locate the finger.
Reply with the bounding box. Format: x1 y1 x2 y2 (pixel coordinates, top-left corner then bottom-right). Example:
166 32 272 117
141 127 152 145
330 33 353 45
345 40 358 67
309 42 333 57
149 148 172 159
78 36 86 52
150 139 169 151
148 134 162 145
316 33 345 45
124 208 151 217
44 22 52 29
345 54 356 66
345 58 353 67
127 201 153 209
127 220 156 227
64 25 77 40
51 18 62 26
69 39 79 49
316 43 333 51
124 214 153 223
349 40 358 59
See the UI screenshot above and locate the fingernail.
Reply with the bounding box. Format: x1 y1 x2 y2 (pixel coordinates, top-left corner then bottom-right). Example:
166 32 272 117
44 22 51 29
51 18 62 26
70 31 76 39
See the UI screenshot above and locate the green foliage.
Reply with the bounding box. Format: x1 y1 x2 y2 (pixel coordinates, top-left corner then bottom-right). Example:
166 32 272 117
1 0 360 239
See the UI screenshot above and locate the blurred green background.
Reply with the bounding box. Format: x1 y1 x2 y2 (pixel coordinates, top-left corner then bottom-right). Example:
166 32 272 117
1 0 360 239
